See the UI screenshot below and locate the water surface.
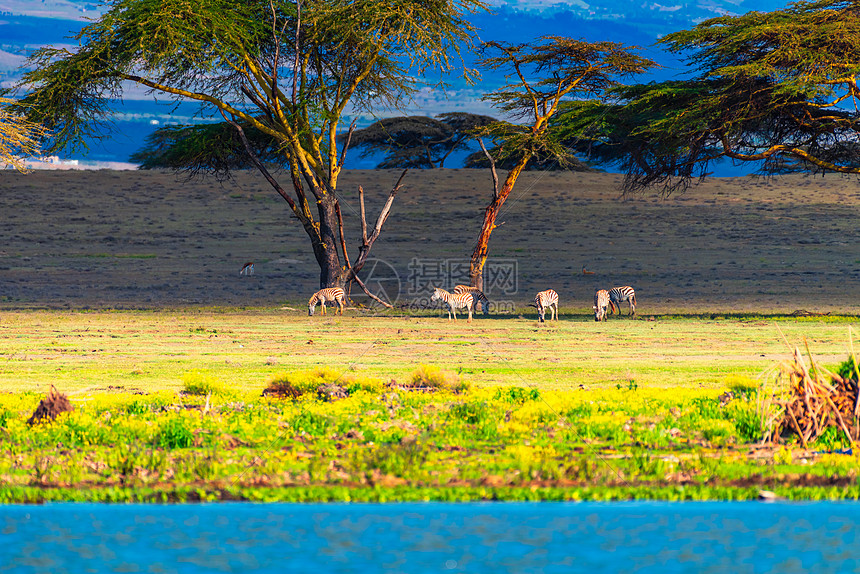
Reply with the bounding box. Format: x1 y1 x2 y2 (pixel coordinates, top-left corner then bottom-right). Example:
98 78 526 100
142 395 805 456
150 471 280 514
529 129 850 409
2 502 858 573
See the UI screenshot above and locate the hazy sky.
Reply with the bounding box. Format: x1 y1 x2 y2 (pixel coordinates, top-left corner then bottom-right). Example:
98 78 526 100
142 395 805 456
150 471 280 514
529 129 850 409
1 0 792 20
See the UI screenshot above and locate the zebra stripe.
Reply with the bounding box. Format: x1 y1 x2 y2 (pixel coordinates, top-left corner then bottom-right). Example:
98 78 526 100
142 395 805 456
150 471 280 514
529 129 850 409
534 289 559 323
593 289 610 322
608 286 636 316
431 287 474 323
453 284 490 315
308 287 345 316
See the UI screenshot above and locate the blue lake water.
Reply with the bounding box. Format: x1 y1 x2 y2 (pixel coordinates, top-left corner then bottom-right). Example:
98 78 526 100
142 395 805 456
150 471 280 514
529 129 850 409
2 501 859 573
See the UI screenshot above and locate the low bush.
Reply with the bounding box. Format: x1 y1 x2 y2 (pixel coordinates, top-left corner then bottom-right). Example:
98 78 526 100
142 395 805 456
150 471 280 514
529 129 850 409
263 368 385 399
406 364 469 393
724 374 760 401
181 370 226 396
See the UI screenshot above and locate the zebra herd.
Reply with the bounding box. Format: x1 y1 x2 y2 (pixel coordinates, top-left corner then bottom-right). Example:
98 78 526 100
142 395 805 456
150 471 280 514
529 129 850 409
308 284 636 323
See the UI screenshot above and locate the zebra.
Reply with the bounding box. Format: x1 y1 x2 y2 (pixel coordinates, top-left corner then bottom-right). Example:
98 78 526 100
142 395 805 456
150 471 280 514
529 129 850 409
608 286 636 316
431 287 474 323
593 289 610 322
453 284 490 315
308 287 345 316
533 289 558 323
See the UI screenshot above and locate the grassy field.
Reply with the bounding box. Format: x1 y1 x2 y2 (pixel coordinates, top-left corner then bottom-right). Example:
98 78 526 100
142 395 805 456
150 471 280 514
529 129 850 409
1 169 859 502
1 309 859 502
1 309 857 393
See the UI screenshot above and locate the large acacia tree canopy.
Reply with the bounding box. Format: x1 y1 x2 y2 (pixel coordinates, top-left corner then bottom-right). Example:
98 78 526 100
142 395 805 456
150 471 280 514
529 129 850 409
475 36 656 172
556 0 860 192
14 0 486 163
129 120 285 178
344 112 497 168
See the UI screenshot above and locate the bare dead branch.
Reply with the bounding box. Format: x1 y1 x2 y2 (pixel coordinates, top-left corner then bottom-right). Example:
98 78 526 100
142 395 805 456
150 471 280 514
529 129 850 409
338 118 358 168
352 274 393 309
359 185 368 243
335 200 350 264
345 169 408 286
478 137 499 199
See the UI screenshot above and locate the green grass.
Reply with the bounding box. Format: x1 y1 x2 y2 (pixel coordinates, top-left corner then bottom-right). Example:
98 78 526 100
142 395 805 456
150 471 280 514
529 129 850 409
0 308 858 502
2 308 855 393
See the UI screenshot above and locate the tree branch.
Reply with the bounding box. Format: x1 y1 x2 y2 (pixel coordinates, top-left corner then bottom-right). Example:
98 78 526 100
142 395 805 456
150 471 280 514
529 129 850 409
338 118 357 168
478 137 499 199
351 274 393 309
344 169 408 286
220 109 299 213
292 0 302 105
335 200 350 265
359 185 368 243
721 134 860 173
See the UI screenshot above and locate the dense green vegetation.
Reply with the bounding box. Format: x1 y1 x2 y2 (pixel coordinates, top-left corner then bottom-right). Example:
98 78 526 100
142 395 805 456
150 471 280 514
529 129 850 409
1 310 858 503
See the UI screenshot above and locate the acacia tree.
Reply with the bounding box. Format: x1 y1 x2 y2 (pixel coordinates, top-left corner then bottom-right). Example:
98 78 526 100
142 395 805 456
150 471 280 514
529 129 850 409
556 0 860 193
13 0 486 293
129 120 285 179
463 142 592 171
467 37 655 289
0 97 48 172
345 112 497 168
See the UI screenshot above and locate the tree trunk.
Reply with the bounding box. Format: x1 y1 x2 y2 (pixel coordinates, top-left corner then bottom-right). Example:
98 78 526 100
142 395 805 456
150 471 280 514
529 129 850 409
316 194 345 288
469 160 528 290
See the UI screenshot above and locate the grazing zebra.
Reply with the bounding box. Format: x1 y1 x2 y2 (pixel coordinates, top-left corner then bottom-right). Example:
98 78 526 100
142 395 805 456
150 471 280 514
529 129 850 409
593 289 610 322
608 286 636 316
431 287 474 323
533 289 559 323
453 284 490 315
239 262 255 276
308 287 345 316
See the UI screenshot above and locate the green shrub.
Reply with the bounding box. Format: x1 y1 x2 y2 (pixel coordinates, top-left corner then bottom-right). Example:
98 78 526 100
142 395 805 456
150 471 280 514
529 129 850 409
343 375 385 395
563 403 594 420
448 401 492 425
725 375 759 401
125 400 149 415
836 356 859 382
700 420 735 444
351 442 429 479
494 386 541 404
44 413 109 447
812 426 851 451
728 403 764 443
153 416 195 449
690 397 722 420
288 410 331 436
181 370 225 396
